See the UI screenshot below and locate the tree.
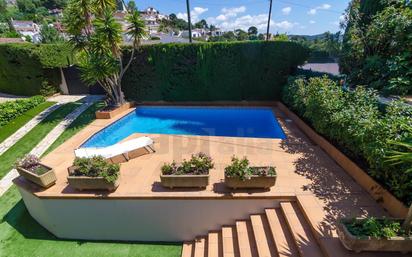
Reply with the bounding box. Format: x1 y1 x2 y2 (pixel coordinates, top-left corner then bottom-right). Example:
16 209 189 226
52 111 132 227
127 0 136 12
234 29 248 41
40 23 63 43
247 26 258 36
194 19 208 29
63 0 146 106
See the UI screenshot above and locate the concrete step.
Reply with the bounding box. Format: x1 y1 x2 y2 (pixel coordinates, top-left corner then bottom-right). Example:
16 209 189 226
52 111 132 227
194 237 207 257
250 214 278 257
265 208 300 257
236 220 259 257
222 226 240 257
208 231 222 257
182 241 194 257
280 202 324 257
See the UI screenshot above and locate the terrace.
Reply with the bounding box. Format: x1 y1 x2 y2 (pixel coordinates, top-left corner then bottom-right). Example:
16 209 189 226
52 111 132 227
13 103 401 257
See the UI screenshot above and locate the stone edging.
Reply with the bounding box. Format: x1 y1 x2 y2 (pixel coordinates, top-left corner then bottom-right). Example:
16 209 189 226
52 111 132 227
277 102 408 218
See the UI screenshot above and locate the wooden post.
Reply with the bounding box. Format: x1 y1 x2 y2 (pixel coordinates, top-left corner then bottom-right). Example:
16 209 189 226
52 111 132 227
186 0 192 43
266 0 273 41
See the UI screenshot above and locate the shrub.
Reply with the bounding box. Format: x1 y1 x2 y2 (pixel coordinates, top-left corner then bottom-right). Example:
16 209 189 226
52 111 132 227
15 154 49 175
122 41 309 102
283 76 412 205
71 156 120 183
0 43 71 96
0 96 45 127
224 156 276 180
161 153 214 175
343 218 411 238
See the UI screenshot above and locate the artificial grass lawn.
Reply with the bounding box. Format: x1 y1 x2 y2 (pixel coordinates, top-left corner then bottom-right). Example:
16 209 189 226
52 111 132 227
42 101 105 157
0 186 182 257
0 101 182 257
0 101 55 144
0 102 81 179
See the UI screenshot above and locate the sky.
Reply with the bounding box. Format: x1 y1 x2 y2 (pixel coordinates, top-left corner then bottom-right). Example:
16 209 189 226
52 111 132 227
131 0 350 35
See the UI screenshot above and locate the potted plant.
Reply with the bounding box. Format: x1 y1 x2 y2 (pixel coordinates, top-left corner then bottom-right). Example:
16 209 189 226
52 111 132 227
224 156 277 189
337 217 412 253
67 156 120 191
15 154 57 188
160 153 214 189
337 139 412 253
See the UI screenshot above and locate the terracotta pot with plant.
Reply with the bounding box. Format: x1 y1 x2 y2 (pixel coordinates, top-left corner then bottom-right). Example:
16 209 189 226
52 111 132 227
337 139 412 253
160 152 214 189
67 156 120 191
15 154 57 188
224 156 277 189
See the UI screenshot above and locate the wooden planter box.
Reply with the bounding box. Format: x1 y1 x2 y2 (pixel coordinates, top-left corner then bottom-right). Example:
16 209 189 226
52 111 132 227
160 174 209 189
337 218 412 253
67 166 119 191
225 175 277 189
16 164 57 188
95 102 133 119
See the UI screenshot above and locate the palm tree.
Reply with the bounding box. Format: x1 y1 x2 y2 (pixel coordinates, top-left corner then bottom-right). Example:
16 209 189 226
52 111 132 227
386 138 412 232
63 0 146 107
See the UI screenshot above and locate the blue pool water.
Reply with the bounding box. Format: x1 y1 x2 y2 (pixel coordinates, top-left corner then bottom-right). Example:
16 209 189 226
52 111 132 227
83 106 286 147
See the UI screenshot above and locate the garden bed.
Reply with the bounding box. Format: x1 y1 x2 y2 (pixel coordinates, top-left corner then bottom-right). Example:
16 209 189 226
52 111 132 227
95 102 133 119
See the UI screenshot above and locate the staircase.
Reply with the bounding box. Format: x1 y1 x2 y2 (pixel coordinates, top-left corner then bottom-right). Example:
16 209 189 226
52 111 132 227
181 201 324 257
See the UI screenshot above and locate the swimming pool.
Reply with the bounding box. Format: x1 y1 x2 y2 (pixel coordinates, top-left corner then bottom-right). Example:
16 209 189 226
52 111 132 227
83 106 286 147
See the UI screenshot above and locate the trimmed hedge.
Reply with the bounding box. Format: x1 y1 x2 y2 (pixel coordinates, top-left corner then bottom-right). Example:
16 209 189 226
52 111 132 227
122 41 309 101
0 96 45 128
0 43 71 96
283 76 412 205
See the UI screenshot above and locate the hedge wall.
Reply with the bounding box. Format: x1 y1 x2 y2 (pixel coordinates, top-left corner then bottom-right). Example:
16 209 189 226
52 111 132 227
0 95 45 128
122 41 309 102
0 43 71 96
283 76 412 205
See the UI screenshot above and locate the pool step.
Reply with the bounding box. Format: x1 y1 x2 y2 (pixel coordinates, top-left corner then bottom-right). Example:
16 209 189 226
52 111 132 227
181 200 328 257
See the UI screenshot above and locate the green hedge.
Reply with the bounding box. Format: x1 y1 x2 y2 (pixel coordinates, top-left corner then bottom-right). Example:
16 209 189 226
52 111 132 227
122 41 309 101
283 76 412 205
0 43 71 96
0 96 45 128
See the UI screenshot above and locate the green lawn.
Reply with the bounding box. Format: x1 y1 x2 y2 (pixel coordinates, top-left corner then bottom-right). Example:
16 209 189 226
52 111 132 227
42 101 105 157
0 101 55 144
0 187 182 257
0 103 81 179
0 101 182 257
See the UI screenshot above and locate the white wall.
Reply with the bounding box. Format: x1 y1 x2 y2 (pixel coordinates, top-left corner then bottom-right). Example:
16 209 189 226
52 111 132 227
19 187 285 242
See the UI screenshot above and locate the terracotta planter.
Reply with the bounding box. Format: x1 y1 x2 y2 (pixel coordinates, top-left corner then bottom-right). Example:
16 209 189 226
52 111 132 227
67 166 119 191
160 174 209 189
16 164 57 188
225 175 277 189
95 102 133 119
337 218 412 253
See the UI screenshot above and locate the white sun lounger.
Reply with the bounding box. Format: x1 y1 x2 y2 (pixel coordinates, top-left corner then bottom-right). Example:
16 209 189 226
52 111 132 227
75 136 155 163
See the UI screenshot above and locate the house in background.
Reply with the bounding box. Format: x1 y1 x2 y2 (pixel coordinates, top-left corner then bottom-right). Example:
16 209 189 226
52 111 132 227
181 29 206 39
140 7 168 34
11 19 41 42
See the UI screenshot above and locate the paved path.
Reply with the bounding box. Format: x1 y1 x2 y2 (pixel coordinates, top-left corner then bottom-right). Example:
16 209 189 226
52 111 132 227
0 95 102 196
0 95 91 156
0 93 27 103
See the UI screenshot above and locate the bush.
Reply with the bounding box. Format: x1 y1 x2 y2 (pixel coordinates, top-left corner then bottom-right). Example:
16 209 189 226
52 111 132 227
0 96 45 128
343 218 410 238
224 156 276 180
71 156 120 183
0 43 71 96
161 153 214 175
122 41 309 102
282 76 412 205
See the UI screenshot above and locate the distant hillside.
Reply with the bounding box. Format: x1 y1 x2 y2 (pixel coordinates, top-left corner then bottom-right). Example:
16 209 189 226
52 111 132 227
289 32 342 41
